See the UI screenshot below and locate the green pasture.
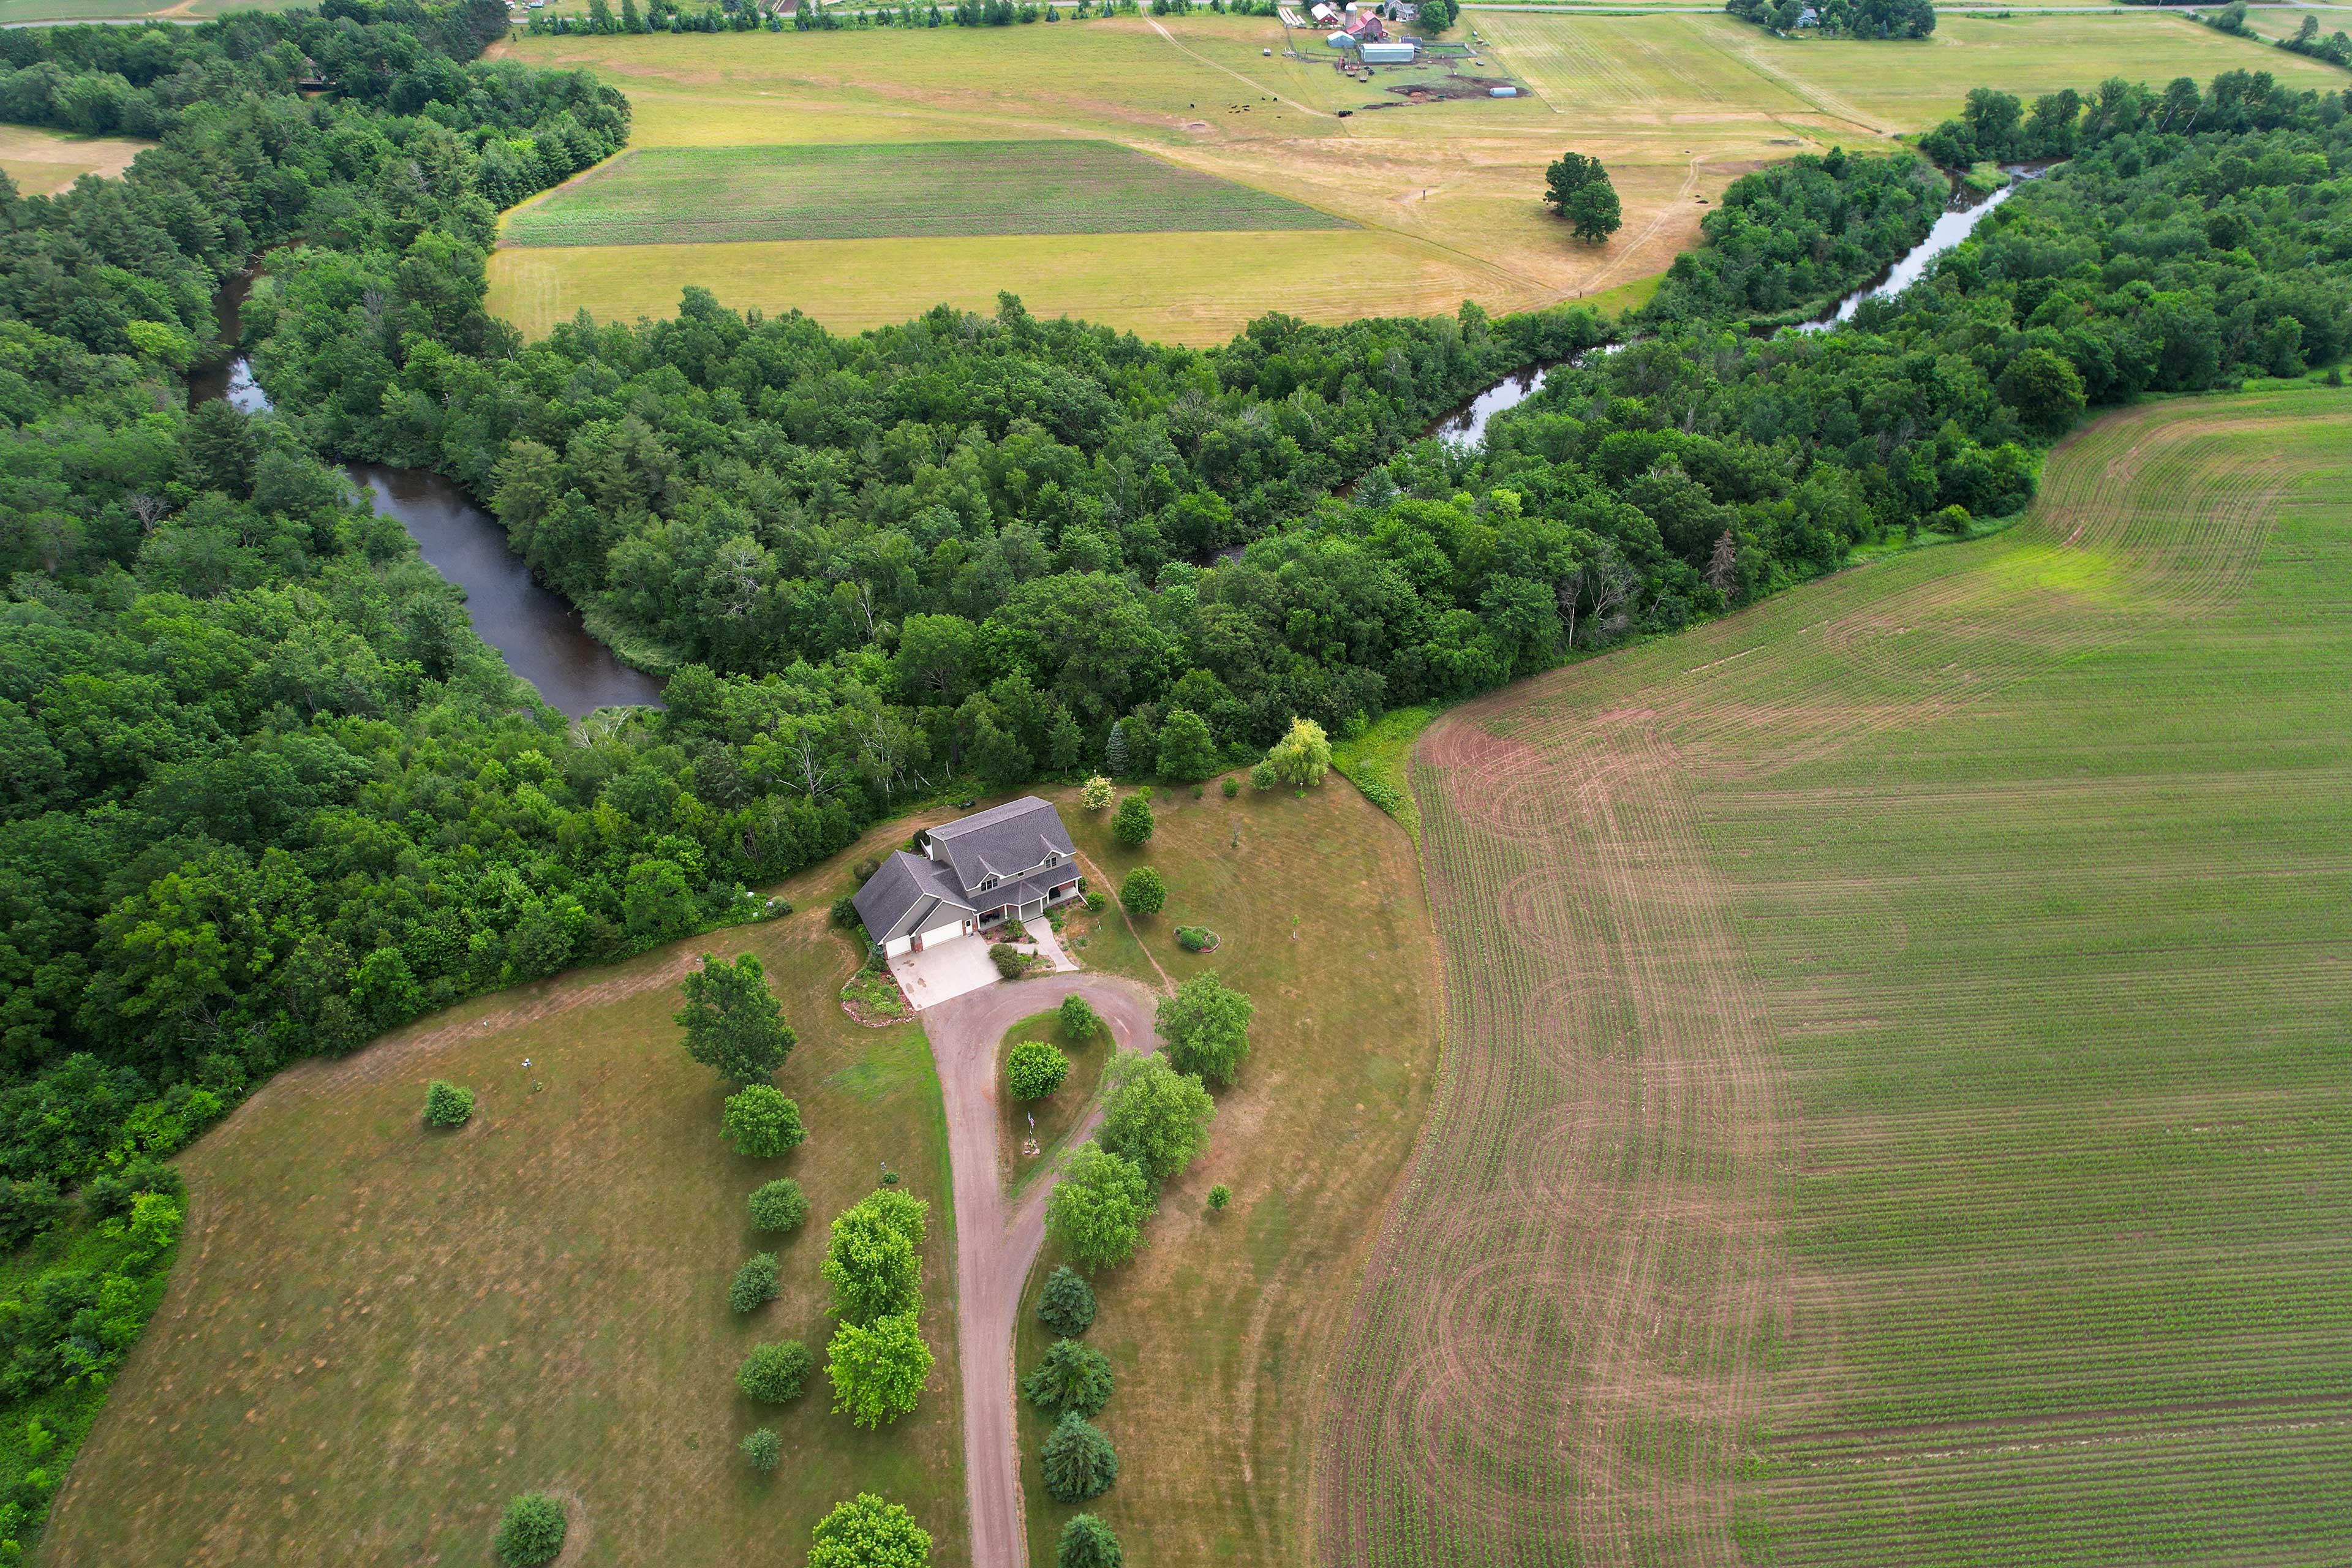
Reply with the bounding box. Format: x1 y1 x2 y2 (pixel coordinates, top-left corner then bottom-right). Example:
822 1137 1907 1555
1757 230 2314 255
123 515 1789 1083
503 140 1351 247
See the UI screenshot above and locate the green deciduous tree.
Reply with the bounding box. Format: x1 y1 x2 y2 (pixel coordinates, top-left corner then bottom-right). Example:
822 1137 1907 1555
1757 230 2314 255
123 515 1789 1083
1564 178 1624 244
1058 992 1102 1044
827 1310 935 1428
1154 706 1216 781
723 1085 807 1158
1080 774 1114 810
1264 717 1332 787
1021 1337 1114 1419
1997 347 2087 437
742 1427 782 1471
1046 1142 1152 1272
1098 1052 1214 1183
1110 792 1155 845
1156 972 1256 1090
1041 1412 1119 1503
823 1187 929 1323
809 1492 933 1568
677 952 797 1084
738 1339 815 1401
1117 867 1165 916
1008 1038 1071 1100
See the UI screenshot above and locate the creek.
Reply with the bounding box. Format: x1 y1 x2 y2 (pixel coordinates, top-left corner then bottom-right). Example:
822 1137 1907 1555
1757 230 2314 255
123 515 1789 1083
190 271 664 717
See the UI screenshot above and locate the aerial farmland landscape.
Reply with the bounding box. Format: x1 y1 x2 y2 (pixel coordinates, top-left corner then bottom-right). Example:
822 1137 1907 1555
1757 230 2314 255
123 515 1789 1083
0 0 2346 1564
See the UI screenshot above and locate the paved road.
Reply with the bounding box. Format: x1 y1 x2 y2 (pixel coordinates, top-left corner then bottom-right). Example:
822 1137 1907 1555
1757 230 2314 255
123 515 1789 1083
922 972 1163 1568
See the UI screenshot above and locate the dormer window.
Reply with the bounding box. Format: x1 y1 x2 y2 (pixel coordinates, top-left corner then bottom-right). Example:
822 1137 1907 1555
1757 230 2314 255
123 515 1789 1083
1044 853 1060 869
979 875 998 892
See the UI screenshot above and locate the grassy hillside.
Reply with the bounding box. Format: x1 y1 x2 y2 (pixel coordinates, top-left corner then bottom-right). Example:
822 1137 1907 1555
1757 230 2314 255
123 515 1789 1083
1322 386 2352 1566
40 822 970 1568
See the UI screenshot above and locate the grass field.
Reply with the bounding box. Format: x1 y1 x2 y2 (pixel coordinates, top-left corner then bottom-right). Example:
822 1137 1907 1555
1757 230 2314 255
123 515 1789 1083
503 140 1351 247
40 820 973 1568
998 776 1443 1566
995 1006 1109 1194
486 12 2340 343
1317 384 2352 1566
0 0 300 20
0 124 147 196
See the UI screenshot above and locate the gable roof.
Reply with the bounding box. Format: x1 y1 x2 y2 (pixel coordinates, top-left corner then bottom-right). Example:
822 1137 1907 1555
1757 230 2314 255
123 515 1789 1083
852 850 974 943
924 796 1076 892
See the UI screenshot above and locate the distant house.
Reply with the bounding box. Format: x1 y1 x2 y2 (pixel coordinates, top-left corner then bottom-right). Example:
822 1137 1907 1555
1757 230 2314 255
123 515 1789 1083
852 797 1082 957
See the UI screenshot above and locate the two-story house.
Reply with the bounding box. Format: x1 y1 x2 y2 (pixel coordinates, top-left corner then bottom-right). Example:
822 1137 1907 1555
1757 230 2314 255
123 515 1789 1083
851 796 1083 959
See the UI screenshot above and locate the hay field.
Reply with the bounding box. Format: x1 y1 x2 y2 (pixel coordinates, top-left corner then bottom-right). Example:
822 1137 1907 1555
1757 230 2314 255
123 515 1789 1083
0 124 147 196
40 822 971 1568
486 11 2337 343
1320 386 2352 1567
1009 777 1444 1567
503 139 1351 246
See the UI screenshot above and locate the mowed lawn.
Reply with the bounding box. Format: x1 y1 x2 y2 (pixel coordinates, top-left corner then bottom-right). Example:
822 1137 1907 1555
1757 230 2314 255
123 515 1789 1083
486 12 2338 343
1322 387 2352 1566
503 140 1351 247
0 124 147 197
42 821 971 1568
1009 778 1444 1567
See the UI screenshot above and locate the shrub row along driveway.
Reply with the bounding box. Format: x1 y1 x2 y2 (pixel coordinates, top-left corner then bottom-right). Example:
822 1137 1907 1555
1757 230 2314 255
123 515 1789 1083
922 973 1161 1568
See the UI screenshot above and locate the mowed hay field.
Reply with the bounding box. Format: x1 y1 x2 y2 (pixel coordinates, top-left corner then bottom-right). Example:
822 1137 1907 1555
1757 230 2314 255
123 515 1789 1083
1010 778 1444 1566
40 823 971 1568
485 11 2339 343
502 140 1351 246
0 124 147 196
1319 388 2352 1567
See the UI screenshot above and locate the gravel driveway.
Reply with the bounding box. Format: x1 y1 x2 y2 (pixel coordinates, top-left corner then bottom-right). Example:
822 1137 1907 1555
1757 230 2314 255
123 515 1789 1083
921 973 1162 1568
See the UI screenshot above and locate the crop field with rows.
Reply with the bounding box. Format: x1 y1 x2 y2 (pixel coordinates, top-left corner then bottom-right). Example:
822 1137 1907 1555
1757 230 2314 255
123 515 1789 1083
1317 388 2352 1566
501 140 1352 248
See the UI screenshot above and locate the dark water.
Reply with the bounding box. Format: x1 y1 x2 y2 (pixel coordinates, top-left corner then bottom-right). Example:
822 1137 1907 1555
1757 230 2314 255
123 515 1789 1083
348 465 666 718
189 272 663 717
1428 363 1552 447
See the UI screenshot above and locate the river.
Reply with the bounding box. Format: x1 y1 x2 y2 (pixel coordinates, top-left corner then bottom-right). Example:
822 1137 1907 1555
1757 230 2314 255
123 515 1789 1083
190 273 664 717
1425 168 2037 448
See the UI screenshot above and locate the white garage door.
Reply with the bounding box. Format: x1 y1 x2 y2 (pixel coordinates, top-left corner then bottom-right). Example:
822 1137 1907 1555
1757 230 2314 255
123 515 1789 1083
884 935 913 957
918 919 965 948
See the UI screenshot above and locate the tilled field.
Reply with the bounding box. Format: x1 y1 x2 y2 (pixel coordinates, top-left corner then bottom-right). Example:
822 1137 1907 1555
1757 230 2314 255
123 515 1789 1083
1316 389 2352 1566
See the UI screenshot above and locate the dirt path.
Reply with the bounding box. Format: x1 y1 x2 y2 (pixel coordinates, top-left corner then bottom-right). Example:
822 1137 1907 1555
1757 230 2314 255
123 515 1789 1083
921 974 1163 1568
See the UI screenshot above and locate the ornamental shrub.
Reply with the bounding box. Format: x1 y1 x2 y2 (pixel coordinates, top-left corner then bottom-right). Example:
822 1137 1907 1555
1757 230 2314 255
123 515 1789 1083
1175 925 1213 952
1038 1264 1097 1336
741 1427 782 1471
729 1252 782 1313
1117 867 1164 916
1207 1184 1231 1212
723 1085 806 1158
831 894 861 927
1221 774 1240 798
493 1493 567 1567
1007 1039 1070 1100
748 1177 810 1232
1110 793 1154 846
1080 774 1115 810
1084 891 1107 914
1041 1412 1119 1502
737 1339 815 1401
990 943 1028 980
1057 1514 1123 1568
424 1080 474 1127
1022 1337 1114 1419
1249 760 1276 790
1265 717 1332 787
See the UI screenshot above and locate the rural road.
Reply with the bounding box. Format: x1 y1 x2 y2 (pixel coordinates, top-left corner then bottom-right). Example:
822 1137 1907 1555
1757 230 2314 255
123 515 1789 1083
922 971 1163 1568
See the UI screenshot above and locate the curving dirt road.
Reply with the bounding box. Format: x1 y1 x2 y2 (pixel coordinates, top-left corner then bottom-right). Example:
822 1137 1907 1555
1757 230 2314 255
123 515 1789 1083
922 973 1163 1568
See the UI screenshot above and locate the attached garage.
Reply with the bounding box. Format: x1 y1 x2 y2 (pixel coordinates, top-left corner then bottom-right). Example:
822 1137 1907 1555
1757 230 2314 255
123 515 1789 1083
883 933 914 958
914 916 970 951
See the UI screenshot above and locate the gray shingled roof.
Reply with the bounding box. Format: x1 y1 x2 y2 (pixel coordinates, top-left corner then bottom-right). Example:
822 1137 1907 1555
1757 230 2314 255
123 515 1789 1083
924 797 1076 894
851 850 973 943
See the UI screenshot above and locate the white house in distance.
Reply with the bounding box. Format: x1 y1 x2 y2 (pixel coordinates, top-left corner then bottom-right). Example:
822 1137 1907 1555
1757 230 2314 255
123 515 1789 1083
853 796 1082 959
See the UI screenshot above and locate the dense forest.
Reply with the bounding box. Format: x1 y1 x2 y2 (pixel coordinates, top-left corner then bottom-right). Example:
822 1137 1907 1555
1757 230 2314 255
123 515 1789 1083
1723 0 1936 40
0 0 2348 1537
